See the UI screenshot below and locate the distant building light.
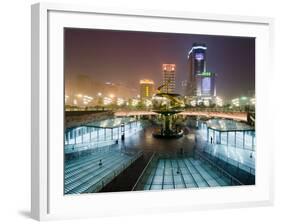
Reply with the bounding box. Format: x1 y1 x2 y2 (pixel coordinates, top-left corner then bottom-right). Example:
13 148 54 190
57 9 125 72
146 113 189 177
131 99 139 106
117 98 125 106
65 95 69 103
199 72 213 77
162 64 176 71
250 98 256 105
145 99 152 107
139 79 154 84
195 53 204 61
203 100 210 106
83 95 93 100
188 46 207 57
103 97 112 105
190 100 196 107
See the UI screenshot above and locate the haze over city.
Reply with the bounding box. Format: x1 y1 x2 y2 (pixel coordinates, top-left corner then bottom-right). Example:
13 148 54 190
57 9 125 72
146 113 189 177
64 28 255 101
63 28 256 195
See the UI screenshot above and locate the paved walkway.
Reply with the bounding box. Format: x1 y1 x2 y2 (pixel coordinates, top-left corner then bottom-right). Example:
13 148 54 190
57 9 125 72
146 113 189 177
135 157 233 191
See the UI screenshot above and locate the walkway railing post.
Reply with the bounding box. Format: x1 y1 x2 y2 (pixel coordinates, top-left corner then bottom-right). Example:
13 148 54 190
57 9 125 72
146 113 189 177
89 127 92 141
226 132 229 145
252 132 254 150
243 131 245 149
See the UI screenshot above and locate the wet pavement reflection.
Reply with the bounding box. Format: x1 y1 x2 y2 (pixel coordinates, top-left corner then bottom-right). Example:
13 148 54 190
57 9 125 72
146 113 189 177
119 125 196 157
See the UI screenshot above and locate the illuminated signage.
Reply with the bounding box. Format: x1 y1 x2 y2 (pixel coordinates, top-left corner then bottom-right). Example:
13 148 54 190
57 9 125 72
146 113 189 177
195 53 204 61
188 46 207 57
140 79 154 84
199 72 213 77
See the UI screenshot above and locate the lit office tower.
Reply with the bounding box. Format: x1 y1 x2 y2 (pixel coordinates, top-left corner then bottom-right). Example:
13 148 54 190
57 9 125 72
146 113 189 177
140 79 155 100
162 64 176 93
187 43 216 98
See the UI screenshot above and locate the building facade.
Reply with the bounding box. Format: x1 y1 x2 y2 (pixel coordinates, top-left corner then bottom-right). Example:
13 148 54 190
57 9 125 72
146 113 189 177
140 79 155 100
186 43 216 103
162 64 176 94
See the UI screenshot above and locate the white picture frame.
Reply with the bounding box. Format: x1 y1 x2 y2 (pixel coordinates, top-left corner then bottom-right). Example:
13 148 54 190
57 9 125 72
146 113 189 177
31 2 274 221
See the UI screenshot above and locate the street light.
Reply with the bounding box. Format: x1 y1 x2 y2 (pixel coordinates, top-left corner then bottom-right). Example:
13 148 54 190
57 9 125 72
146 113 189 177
117 98 125 106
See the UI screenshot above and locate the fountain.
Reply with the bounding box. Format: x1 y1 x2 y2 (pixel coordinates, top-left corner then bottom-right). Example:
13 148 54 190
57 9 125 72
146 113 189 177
152 82 185 138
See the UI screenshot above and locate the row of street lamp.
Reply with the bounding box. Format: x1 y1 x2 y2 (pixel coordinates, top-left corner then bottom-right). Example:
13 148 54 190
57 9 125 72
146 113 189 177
65 93 255 109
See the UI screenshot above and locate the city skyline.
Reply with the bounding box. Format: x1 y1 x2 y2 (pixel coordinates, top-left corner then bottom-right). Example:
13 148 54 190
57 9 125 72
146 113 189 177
64 28 255 100
63 29 256 196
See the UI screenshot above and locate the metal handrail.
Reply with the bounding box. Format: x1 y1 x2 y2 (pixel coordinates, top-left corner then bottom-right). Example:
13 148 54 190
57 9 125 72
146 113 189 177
89 152 143 193
65 140 117 153
132 153 156 191
201 145 255 175
195 139 255 175
195 150 243 185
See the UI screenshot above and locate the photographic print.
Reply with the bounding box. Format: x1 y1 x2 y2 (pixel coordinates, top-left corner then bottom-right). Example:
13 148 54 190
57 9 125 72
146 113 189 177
63 28 255 195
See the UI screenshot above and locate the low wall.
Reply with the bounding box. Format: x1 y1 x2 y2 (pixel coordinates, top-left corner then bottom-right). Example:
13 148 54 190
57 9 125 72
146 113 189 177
65 111 114 129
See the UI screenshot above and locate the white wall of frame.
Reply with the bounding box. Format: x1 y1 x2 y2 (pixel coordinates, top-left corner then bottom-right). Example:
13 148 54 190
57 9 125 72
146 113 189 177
0 0 280 224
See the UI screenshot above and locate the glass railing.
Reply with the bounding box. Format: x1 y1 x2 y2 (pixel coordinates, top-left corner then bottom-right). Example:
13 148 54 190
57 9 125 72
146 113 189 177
198 145 255 175
194 150 243 185
64 139 117 154
65 125 143 154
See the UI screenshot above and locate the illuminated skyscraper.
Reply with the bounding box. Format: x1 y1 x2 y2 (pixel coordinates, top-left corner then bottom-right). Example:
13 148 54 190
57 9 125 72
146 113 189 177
140 79 155 100
162 64 176 94
187 43 216 99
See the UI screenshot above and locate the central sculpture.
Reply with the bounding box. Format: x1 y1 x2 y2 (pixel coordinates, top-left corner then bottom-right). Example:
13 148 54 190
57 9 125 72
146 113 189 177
152 81 185 138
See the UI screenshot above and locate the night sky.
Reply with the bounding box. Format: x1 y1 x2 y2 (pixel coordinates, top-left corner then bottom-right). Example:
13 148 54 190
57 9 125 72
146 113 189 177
64 28 255 100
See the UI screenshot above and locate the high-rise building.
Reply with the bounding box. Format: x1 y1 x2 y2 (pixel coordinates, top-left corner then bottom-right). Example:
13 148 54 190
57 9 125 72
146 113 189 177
197 71 216 97
181 80 188 96
186 43 216 100
140 79 155 100
162 64 176 93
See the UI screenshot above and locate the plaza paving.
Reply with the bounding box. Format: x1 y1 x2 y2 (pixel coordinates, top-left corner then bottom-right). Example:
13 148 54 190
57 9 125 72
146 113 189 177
134 156 235 191
64 119 255 193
